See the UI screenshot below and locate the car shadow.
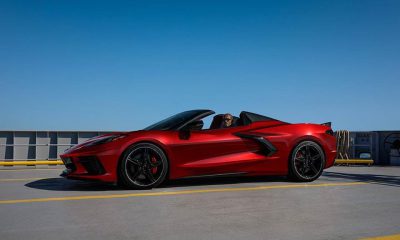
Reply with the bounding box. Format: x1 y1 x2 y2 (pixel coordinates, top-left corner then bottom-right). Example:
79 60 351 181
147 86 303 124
160 175 287 189
322 171 400 187
25 175 288 192
25 178 123 191
25 171 400 191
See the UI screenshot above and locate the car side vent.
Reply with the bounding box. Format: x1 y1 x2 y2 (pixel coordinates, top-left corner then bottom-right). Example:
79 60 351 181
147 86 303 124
61 157 77 172
234 133 277 156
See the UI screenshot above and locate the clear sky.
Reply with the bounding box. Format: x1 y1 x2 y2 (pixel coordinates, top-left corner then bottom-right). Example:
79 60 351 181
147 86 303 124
1 0 399 131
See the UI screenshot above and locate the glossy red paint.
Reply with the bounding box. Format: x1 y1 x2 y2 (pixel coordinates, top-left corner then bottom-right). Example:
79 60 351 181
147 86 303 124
60 115 336 183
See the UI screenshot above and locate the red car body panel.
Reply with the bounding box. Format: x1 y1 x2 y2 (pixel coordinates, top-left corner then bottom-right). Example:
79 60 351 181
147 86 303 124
60 111 336 183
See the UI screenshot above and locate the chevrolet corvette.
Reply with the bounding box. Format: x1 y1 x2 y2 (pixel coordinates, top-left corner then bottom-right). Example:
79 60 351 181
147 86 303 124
60 109 337 189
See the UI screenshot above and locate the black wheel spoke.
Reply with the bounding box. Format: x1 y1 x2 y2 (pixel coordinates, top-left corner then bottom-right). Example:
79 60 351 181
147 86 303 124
305 145 310 157
144 148 149 158
311 154 321 162
127 155 141 166
131 167 143 180
310 164 318 174
144 168 155 182
143 148 152 164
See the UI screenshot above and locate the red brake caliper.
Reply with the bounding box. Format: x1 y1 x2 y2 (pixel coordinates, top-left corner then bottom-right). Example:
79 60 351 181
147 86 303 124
151 156 158 174
296 152 303 166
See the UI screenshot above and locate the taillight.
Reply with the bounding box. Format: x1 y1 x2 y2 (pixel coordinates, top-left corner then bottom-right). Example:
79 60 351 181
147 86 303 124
325 129 334 136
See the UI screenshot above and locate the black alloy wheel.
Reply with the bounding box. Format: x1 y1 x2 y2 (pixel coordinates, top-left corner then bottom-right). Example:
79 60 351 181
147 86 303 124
120 143 168 189
289 141 325 182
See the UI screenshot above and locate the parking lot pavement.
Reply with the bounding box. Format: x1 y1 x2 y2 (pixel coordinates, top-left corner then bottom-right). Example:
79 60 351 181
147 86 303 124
0 166 399 240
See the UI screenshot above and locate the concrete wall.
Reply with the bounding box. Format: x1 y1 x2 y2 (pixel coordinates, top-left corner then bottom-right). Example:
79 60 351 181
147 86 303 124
0 131 112 160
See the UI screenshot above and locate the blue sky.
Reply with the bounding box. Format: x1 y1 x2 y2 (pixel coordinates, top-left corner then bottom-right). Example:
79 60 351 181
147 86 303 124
1 0 399 131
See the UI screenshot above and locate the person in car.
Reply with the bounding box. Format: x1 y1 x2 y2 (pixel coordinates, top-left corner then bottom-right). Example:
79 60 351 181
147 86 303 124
222 113 236 128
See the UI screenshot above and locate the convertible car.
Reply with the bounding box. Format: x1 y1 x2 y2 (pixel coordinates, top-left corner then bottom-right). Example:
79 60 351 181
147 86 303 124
60 110 337 189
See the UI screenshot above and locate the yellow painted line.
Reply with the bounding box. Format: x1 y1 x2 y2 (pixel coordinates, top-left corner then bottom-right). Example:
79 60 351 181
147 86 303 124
360 233 400 240
0 160 63 166
0 177 45 182
0 181 368 204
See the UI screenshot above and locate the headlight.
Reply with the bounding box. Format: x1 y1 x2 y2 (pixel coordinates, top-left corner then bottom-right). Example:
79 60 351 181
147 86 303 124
86 134 127 147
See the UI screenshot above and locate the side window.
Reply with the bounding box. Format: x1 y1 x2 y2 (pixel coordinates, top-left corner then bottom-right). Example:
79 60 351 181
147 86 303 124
202 114 216 130
209 114 224 129
203 114 242 130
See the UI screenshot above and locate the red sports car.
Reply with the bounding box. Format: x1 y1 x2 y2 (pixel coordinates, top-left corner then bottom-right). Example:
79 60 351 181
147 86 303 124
60 110 337 189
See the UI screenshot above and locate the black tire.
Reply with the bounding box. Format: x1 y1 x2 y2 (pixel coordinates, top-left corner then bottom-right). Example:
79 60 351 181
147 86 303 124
119 143 169 189
288 141 325 182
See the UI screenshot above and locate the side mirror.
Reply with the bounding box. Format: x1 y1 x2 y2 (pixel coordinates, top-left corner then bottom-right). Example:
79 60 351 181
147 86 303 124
184 120 204 131
179 120 204 140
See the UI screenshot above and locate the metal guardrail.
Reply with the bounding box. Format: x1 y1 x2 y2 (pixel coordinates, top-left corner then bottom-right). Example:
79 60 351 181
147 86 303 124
0 160 64 166
335 159 374 166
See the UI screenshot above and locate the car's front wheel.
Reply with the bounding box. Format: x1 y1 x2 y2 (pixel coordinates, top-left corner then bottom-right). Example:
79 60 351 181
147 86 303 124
119 143 168 189
289 141 325 182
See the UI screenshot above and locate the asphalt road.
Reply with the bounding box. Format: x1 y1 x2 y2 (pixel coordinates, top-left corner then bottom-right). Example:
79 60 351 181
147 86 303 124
0 166 399 240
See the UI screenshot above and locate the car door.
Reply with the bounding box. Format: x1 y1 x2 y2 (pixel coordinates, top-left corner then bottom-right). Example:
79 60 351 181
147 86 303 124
168 125 264 178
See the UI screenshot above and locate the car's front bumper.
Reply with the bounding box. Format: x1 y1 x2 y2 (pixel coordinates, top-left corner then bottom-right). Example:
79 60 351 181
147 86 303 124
60 146 120 183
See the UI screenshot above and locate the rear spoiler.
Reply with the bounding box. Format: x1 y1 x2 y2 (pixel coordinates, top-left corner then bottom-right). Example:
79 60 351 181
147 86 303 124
321 122 332 127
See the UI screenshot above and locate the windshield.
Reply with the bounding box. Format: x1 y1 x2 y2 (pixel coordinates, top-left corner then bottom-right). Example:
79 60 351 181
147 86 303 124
144 110 213 130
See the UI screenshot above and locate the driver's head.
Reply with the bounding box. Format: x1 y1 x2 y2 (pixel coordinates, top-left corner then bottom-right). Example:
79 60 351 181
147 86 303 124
222 113 233 128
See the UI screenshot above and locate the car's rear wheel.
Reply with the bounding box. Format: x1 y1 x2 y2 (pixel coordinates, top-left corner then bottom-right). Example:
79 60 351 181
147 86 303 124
289 141 325 182
119 143 168 189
